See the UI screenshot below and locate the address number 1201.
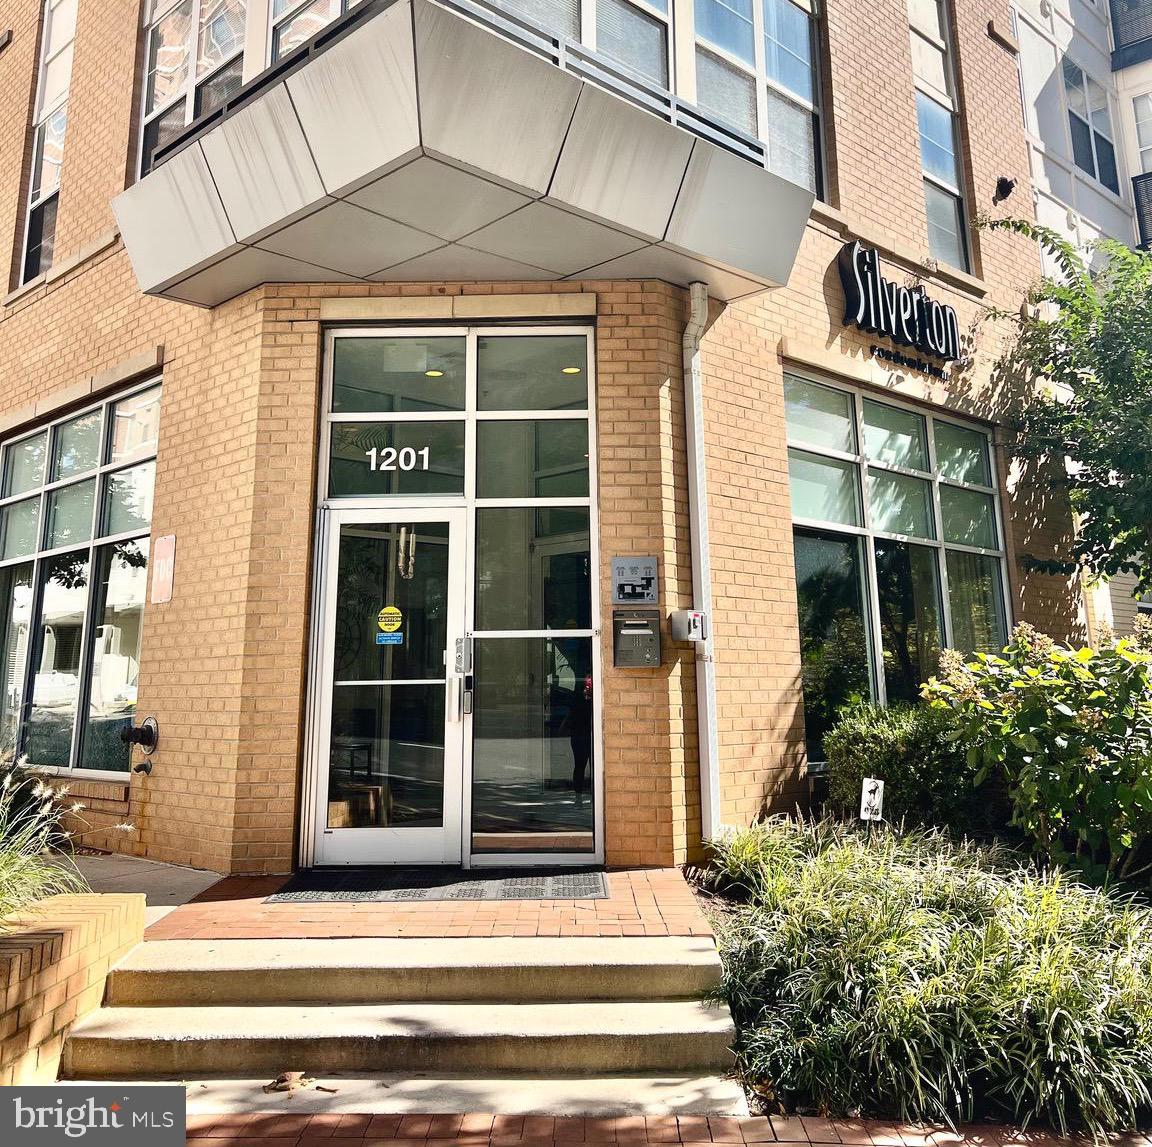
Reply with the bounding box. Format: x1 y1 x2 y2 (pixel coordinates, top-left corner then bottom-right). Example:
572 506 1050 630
365 446 431 472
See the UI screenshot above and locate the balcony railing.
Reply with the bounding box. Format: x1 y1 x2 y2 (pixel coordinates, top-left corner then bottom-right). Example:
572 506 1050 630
1133 173 1152 248
153 0 774 175
1111 0 1152 70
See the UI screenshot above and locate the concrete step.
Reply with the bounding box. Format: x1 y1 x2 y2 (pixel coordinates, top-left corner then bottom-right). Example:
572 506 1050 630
63 1000 736 1079
105 937 722 1005
58 1073 750 1116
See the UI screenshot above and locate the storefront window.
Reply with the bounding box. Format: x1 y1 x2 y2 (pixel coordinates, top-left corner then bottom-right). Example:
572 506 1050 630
0 383 160 772
786 373 1007 758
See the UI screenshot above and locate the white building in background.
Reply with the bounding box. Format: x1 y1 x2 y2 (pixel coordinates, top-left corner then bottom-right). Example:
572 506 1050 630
1010 0 1152 637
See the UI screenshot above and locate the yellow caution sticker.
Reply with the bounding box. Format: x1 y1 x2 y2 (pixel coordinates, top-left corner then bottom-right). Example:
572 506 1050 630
378 605 402 633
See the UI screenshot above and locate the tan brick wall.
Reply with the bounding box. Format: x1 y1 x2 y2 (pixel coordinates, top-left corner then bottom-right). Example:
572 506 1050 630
0 0 1088 868
0 893 144 1084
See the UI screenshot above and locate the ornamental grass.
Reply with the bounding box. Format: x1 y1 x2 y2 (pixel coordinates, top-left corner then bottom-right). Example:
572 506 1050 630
706 817 1152 1136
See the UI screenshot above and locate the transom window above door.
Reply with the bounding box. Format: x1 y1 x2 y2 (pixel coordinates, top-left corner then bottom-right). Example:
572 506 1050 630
325 330 591 503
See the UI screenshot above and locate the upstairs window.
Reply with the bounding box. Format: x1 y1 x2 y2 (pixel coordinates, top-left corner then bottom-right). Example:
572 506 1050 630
692 0 824 195
1062 58 1119 195
271 0 369 61
139 0 247 175
1136 93 1152 175
596 0 670 88
909 0 969 271
0 385 161 774
22 0 75 284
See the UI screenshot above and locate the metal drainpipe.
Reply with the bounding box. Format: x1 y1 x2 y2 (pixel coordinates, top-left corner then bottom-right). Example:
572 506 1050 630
682 281 722 844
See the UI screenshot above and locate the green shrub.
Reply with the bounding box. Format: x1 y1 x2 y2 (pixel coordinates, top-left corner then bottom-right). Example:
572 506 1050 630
823 701 997 833
924 623 1152 881
0 759 85 928
706 817 1152 1135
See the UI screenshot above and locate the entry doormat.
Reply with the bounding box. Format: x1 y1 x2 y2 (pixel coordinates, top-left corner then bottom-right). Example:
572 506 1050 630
264 866 609 903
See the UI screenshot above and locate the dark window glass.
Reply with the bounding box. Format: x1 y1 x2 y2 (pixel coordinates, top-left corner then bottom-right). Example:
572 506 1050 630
873 539 942 703
0 563 34 759
194 55 244 117
793 528 872 760
79 540 149 771
471 636 594 853
1094 132 1119 194
332 337 466 413
23 552 90 766
475 508 591 631
23 195 58 283
141 98 188 175
946 551 1007 655
328 422 466 497
1068 112 1096 177
476 421 589 499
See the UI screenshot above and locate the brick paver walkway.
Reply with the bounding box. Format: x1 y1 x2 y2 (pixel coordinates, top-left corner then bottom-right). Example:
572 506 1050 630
184 1112 1137 1145
146 868 711 940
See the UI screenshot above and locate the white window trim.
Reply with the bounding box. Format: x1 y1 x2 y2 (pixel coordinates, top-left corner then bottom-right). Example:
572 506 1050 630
1061 54 1121 196
0 379 161 776
21 0 76 284
785 369 1013 709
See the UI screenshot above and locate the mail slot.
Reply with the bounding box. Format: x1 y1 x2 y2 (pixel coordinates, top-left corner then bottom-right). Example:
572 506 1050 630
613 609 661 668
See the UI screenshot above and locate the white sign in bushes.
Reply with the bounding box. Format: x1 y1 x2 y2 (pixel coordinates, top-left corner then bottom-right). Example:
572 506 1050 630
860 777 885 822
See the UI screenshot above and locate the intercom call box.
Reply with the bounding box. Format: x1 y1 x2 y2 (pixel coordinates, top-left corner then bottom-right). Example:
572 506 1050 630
612 609 661 668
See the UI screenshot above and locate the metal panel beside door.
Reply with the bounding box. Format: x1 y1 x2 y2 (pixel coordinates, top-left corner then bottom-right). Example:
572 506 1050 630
313 507 466 865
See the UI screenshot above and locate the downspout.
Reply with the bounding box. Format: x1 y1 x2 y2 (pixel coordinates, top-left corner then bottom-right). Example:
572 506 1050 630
682 281 722 844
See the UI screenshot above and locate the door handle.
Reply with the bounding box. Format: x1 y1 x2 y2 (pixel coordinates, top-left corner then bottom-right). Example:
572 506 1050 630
463 674 474 716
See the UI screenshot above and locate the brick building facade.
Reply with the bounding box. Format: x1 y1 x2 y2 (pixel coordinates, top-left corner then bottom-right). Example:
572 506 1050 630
0 0 1083 874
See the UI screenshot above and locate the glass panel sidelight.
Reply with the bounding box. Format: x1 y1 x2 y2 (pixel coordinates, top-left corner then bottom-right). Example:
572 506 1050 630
326 522 451 831
471 637 594 853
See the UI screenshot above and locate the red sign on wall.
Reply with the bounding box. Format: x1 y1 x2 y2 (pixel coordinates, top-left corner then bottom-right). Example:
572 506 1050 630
150 534 176 604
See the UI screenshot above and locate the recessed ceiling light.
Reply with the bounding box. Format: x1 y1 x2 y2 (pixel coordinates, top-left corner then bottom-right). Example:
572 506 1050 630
425 369 444 377
561 366 582 375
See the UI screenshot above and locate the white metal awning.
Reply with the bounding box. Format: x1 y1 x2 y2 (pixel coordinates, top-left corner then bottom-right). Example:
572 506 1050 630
113 0 815 306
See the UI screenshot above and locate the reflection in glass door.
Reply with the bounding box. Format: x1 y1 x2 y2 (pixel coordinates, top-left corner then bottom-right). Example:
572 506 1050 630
314 509 465 865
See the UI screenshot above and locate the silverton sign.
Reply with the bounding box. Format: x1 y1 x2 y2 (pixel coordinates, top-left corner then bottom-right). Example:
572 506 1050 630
837 241 961 366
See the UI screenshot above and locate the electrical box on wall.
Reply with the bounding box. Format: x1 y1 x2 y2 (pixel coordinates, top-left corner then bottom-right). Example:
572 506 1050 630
612 610 661 668
670 610 707 642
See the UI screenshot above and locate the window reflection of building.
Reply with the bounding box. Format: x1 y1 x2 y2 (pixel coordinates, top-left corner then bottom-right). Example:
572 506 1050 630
0 385 160 772
786 373 1008 761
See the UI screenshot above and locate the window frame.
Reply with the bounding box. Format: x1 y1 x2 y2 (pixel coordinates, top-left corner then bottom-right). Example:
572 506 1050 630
20 0 76 285
785 369 1012 712
1135 92 1152 175
0 380 161 780
691 0 824 196
909 0 969 272
1060 55 1120 195
137 0 248 177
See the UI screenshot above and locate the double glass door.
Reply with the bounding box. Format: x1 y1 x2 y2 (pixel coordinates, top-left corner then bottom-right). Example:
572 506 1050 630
309 327 598 866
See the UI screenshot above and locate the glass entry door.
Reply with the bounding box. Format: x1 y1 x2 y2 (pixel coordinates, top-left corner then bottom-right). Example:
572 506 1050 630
313 508 466 865
307 326 601 867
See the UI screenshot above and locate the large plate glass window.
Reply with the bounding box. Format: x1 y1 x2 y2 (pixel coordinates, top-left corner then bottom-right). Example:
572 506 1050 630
0 384 161 772
22 0 75 283
908 0 969 271
785 373 1008 760
693 0 824 195
139 0 248 174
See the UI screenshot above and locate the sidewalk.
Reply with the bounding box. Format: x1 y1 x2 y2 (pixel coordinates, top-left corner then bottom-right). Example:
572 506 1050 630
185 1112 1142 1145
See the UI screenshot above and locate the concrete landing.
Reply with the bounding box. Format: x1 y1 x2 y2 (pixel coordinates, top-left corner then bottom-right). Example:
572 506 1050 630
60 1074 749 1117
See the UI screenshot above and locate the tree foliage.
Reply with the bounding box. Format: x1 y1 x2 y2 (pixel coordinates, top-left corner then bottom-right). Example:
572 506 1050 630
987 217 1152 593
